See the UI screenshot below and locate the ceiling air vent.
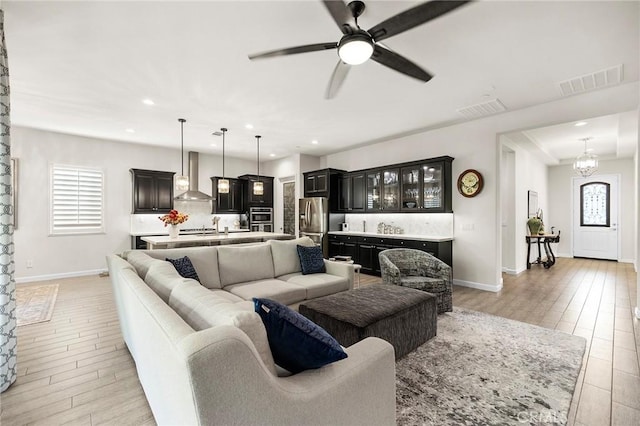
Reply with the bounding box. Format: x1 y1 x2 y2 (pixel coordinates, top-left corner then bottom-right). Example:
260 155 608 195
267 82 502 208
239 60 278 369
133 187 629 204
456 98 507 119
558 64 623 97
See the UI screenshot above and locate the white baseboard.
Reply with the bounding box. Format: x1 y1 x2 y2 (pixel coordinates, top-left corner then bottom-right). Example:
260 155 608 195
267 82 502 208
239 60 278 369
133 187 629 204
453 278 502 293
501 267 518 275
16 269 108 284
618 258 634 264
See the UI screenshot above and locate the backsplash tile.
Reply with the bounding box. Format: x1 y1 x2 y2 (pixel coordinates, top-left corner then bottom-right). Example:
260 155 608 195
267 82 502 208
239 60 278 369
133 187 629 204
344 213 453 237
130 201 242 234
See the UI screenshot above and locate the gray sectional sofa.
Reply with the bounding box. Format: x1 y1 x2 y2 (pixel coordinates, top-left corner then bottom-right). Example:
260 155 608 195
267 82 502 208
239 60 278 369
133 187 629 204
106 237 396 425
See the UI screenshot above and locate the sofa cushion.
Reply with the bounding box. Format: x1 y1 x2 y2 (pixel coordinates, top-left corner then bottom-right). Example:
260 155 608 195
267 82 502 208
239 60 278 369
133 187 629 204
166 256 200 282
217 244 275 287
169 281 276 375
126 251 164 279
145 261 185 303
296 245 326 275
268 237 315 277
225 279 306 306
277 272 349 300
253 298 347 374
140 247 222 289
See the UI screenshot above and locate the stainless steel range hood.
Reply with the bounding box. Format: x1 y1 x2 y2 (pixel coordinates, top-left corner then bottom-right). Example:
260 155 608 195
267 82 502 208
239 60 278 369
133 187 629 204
174 151 213 201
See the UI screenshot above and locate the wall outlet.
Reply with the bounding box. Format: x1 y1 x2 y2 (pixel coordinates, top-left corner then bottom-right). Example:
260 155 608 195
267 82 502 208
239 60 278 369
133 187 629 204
462 223 475 231
26 259 33 268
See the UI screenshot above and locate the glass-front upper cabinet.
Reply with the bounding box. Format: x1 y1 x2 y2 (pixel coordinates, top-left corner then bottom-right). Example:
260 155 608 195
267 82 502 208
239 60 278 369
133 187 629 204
399 162 445 211
401 166 420 211
422 163 443 210
382 168 400 210
366 171 381 211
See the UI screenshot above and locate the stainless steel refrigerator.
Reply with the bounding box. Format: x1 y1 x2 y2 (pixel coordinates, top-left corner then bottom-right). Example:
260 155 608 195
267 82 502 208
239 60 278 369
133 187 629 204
299 197 344 257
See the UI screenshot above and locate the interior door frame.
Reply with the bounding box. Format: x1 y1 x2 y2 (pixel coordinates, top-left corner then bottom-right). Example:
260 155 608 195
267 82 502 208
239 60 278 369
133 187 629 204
276 176 295 235
571 173 620 260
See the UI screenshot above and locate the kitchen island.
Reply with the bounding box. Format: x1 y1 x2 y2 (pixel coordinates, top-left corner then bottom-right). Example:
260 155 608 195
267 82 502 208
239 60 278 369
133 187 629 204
141 232 293 250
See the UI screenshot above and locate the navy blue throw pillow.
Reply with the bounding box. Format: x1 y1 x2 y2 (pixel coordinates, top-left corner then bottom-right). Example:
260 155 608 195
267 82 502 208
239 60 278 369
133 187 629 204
166 256 200 282
296 245 326 275
253 298 347 374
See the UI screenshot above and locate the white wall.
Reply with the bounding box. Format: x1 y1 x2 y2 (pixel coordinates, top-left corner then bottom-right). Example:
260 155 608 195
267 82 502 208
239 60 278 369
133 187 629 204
324 83 638 291
262 154 301 234
12 126 256 282
547 158 635 262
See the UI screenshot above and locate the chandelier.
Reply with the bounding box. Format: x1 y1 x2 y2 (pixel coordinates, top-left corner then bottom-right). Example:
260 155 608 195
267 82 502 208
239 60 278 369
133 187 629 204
573 137 598 178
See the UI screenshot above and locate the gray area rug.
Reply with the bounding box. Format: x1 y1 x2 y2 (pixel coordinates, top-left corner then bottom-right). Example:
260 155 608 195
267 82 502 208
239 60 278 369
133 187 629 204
396 308 586 425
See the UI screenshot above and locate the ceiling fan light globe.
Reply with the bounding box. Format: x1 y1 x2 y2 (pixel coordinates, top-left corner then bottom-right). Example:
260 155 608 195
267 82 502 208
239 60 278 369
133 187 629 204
338 33 373 65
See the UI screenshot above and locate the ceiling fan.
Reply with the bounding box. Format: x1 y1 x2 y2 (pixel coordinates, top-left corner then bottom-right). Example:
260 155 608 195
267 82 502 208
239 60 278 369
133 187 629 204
248 0 471 99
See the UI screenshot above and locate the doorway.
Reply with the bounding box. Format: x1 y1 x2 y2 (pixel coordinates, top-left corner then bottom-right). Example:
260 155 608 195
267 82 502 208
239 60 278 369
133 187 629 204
282 180 296 236
572 174 619 260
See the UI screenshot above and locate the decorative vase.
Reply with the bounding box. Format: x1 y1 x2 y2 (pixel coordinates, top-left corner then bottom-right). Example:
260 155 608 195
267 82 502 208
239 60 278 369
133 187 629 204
168 225 179 239
527 217 544 236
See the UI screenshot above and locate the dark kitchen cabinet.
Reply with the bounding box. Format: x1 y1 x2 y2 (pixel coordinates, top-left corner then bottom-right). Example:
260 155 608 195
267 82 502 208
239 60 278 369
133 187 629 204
303 168 345 212
400 159 452 213
211 177 244 213
327 234 358 259
328 233 452 276
130 169 175 213
238 174 274 207
304 171 328 195
338 172 365 212
366 168 400 212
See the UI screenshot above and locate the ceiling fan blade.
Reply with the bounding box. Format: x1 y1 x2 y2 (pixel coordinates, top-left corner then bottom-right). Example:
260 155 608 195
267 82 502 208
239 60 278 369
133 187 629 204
322 0 355 35
371 44 433 82
249 42 337 60
368 1 471 42
325 60 351 99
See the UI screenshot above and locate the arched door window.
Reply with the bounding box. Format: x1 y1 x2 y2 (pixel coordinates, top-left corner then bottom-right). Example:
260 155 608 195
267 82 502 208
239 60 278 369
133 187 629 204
580 182 610 227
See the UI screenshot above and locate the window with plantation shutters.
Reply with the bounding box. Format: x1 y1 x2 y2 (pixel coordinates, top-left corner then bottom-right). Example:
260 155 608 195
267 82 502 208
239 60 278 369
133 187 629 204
50 164 105 235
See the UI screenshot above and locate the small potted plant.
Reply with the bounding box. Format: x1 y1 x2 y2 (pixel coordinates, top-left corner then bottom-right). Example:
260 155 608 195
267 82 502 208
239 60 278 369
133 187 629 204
159 209 189 238
527 209 545 235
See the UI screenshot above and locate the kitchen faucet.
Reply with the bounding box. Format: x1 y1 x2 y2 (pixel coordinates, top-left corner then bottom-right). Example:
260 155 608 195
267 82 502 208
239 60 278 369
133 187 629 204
363 220 366 232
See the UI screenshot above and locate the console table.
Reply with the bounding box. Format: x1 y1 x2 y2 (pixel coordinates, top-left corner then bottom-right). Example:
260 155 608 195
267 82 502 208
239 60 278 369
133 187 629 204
526 233 561 269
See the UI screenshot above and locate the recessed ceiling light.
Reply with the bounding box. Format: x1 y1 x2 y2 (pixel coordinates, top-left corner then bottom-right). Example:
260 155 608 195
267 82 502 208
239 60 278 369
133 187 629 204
210 143 217 147
142 99 155 106
245 124 254 129
269 153 276 157
311 140 318 145
125 128 135 133
574 121 587 127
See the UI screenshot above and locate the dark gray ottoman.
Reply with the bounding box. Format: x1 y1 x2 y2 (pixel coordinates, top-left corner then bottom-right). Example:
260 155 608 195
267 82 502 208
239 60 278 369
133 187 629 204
299 285 437 359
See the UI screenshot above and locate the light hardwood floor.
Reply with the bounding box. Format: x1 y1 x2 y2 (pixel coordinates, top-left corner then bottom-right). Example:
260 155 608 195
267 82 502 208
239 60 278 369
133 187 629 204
1 257 638 426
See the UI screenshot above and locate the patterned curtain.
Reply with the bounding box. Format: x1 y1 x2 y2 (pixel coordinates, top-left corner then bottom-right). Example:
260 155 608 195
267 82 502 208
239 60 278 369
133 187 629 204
0 9 16 393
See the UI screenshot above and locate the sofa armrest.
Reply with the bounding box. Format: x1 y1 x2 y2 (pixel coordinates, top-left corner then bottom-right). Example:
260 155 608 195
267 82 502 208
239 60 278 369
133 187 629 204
323 260 356 290
178 325 396 425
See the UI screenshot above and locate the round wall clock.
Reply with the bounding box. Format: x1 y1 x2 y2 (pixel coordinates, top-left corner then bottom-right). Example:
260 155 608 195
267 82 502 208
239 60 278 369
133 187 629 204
457 169 484 198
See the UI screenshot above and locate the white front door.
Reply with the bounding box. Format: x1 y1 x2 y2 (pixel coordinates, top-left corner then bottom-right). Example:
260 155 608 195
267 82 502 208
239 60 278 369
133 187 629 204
572 174 619 260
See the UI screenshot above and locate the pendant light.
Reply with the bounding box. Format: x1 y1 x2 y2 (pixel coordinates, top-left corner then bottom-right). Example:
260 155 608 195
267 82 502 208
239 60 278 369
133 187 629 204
253 135 264 195
573 137 598 178
175 118 190 192
217 128 229 194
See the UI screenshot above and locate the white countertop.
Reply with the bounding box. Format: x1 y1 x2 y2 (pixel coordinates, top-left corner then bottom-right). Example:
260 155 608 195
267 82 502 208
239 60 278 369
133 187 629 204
328 231 453 242
141 232 292 246
131 228 250 237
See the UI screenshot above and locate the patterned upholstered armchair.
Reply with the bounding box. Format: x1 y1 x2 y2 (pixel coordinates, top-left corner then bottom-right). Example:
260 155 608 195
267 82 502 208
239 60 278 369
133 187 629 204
378 248 452 314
